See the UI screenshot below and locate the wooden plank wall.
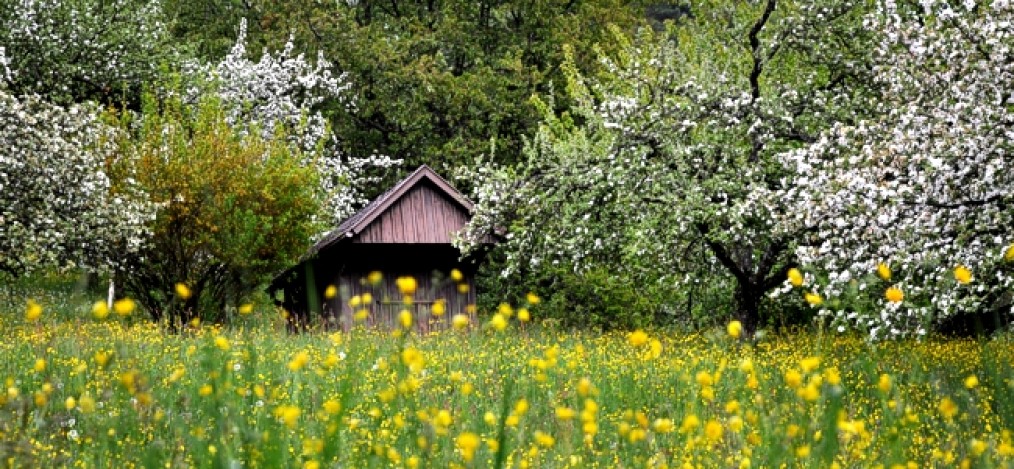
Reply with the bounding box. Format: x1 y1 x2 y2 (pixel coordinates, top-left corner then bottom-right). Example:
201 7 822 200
354 182 470 244
324 269 477 332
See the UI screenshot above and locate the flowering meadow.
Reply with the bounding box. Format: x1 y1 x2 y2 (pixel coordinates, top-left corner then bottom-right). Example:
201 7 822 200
1 282 1011 468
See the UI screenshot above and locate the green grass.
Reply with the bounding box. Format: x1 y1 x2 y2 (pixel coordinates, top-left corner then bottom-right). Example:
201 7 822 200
0 280 1011 468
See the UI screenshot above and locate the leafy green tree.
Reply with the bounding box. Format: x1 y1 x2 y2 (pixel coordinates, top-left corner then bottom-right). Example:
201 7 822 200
119 95 324 323
164 0 649 184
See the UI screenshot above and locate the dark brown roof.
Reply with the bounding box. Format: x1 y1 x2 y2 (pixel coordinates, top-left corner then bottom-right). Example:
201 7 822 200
310 165 473 253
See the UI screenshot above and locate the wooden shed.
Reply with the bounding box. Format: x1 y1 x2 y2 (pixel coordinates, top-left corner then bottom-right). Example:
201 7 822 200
269 165 485 330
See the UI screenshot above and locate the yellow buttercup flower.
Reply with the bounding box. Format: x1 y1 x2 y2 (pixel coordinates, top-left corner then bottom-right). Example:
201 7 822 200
367 271 383 285
953 265 972 284
324 285 338 300
175 283 192 300
489 313 507 331
727 320 742 339
396 277 418 296
877 262 892 281
787 268 804 287
885 286 904 303
238 303 254 315
431 300 446 317
517 308 531 322
938 397 959 419
804 292 823 306
452 314 469 330
1005 244 1014 262
25 299 42 322
964 375 979 389
92 301 109 320
627 330 649 347
456 432 480 462
449 269 463 282
526 292 540 305
113 298 135 317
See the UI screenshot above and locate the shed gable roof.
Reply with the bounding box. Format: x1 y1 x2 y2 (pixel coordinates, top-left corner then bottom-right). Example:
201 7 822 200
311 165 472 253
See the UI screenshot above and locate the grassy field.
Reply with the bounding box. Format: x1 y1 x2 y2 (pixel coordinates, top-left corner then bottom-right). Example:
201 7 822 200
0 282 1012 468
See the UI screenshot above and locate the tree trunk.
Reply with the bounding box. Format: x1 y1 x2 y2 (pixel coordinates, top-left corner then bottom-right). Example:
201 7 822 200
734 282 762 335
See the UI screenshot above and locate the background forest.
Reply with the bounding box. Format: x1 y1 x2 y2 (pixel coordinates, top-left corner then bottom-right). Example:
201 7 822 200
1 0 1011 337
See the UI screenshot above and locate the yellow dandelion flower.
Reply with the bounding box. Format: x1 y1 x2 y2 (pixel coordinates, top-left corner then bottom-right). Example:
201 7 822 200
652 418 675 433
288 351 310 372
727 320 743 339
324 285 338 300
34 358 46 373
938 397 959 419
198 384 213 396
238 303 254 315
323 399 341 415
78 394 95 413
354 308 369 322
1005 244 1014 262
885 286 904 303
627 330 649 347
514 399 529 415
456 432 480 462
399 309 413 329
969 439 987 457
877 262 892 281
964 375 979 389
368 271 383 285
457 283 470 294
796 445 811 458
704 420 724 442
175 283 192 299
800 357 820 373
113 298 135 317
534 431 555 448
680 415 700 433
431 300 446 317
91 301 109 320
396 277 417 296
526 292 540 305
489 313 507 331
214 336 230 351
785 369 803 389
804 292 823 306
449 269 463 282
517 308 530 322
953 265 972 284
25 299 42 322
787 268 804 287
275 405 300 429
452 314 469 330
878 374 892 393
556 407 576 420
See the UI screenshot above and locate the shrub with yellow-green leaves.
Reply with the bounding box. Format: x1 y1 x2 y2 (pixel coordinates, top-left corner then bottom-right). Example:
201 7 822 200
118 94 325 324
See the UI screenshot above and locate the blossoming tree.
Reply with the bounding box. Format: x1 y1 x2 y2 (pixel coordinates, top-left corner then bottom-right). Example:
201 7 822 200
459 0 879 332
0 90 154 276
783 0 1013 337
187 19 399 225
461 0 1012 336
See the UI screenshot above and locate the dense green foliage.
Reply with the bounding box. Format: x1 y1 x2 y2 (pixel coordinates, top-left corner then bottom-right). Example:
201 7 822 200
164 0 650 179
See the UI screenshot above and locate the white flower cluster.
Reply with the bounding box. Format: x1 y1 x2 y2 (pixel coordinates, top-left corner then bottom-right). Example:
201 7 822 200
185 19 399 224
0 0 169 101
781 0 1014 338
0 90 155 275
